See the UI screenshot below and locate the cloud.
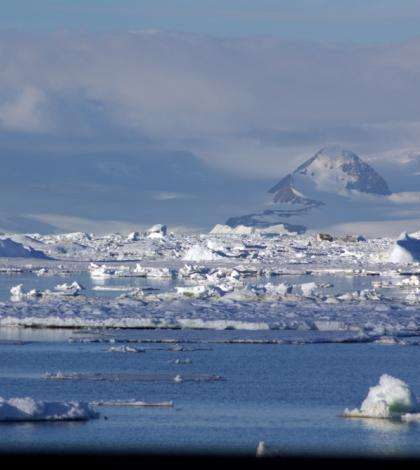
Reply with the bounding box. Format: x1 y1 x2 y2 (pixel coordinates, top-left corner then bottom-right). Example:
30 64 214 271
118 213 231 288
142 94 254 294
3 30 420 232
0 86 50 132
1 30 420 177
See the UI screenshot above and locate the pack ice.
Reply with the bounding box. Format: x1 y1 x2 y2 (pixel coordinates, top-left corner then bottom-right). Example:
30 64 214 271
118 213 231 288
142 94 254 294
2 224 420 335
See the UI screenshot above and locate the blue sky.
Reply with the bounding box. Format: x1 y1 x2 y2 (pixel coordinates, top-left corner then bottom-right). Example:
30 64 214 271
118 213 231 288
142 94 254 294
3 0 420 43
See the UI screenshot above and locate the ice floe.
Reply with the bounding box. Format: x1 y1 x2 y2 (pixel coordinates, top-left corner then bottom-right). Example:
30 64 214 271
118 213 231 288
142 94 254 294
92 400 173 407
183 244 223 261
0 396 99 422
107 345 145 353
344 374 420 419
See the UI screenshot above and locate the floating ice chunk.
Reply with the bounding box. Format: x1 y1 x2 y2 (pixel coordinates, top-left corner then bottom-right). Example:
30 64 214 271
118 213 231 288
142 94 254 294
134 264 175 278
93 286 134 292
300 282 318 297
0 396 99 422
178 264 209 279
90 263 130 278
344 374 420 419
389 232 420 264
147 224 167 239
183 245 223 261
257 283 292 299
173 358 192 365
54 281 84 295
396 275 420 287
374 337 402 345
175 285 210 299
10 284 42 302
107 346 145 353
127 231 141 241
36 268 49 276
92 400 173 407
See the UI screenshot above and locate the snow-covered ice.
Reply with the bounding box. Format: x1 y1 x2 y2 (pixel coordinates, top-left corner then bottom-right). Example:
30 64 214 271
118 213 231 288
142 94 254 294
389 232 420 264
344 374 420 419
0 396 99 422
0 238 49 259
1 228 420 337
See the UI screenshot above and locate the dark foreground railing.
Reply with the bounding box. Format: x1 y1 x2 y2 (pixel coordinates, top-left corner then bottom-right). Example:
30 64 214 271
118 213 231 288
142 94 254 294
1 453 420 469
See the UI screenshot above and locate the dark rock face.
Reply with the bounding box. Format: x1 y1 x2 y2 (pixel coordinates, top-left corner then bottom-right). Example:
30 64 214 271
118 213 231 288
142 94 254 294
340 158 391 195
269 147 391 205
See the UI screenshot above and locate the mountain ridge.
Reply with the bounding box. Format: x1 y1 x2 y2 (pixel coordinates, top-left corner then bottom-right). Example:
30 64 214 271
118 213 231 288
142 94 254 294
226 146 392 232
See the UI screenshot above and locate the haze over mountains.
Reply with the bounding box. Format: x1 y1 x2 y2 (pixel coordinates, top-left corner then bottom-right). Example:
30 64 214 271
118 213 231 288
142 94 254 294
1 30 420 235
226 146 420 236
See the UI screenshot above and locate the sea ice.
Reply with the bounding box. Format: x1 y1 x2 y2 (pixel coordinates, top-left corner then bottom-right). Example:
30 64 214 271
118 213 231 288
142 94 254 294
389 232 420 264
0 396 99 422
54 282 84 295
183 244 223 261
0 238 49 259
10 284 42 302
344 374 420 419
107 345 145 353
92 400 173 407
147 224 167 239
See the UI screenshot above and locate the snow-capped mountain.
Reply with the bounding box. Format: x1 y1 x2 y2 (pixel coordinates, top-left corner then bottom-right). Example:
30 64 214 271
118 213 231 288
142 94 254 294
271 146 391 201
226 146 393 232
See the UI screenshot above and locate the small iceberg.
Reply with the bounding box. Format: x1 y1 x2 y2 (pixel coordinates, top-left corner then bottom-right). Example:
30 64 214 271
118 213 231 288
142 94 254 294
54 281 84 296
107 345 145 353
147 224 167 239
344 374 420 419
389 232 420 264
10 284 42 302
0 396 99 422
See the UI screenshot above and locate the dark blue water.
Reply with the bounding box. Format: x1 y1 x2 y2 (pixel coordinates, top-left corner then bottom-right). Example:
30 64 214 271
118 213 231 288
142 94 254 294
1 327 420 455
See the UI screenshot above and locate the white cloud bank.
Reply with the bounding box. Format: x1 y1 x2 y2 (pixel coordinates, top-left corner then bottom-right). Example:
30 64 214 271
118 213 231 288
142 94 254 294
1 30 420 177
1 30 420 232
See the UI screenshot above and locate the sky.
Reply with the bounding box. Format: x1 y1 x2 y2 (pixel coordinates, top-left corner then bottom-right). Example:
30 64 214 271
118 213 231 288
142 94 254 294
2 1 420 233
4 0 420 43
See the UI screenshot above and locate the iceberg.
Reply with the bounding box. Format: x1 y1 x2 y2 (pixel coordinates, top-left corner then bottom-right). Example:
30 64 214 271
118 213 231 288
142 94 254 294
344 374 420 419
389 232 420 264
0 238 49 259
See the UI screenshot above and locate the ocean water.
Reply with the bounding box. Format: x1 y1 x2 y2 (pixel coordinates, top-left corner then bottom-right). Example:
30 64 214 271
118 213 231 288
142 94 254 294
1 327 420 455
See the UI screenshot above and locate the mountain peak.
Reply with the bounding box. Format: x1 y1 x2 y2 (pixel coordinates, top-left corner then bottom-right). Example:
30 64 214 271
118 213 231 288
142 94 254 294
225 147 392 231
270 146 391 203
